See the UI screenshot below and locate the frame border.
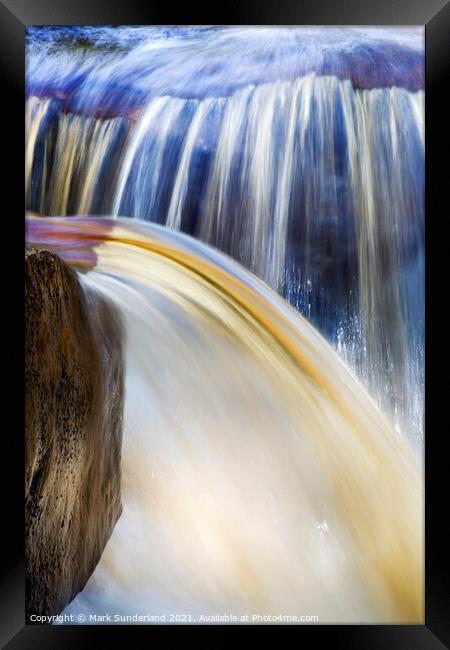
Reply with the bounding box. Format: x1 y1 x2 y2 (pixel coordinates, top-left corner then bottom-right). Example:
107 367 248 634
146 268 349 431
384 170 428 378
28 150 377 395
2 0 448 646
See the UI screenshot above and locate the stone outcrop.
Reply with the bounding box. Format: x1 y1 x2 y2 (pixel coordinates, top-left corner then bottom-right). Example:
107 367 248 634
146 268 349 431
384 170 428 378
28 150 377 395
25 247 124 619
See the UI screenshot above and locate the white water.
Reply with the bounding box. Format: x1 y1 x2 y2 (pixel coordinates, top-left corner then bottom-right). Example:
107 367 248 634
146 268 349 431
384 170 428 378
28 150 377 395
33 219 422 624
24 26 425 621
25 73 424 447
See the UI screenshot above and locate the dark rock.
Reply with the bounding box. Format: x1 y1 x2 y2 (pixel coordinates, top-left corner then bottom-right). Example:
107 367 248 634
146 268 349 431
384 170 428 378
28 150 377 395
25 247 124 619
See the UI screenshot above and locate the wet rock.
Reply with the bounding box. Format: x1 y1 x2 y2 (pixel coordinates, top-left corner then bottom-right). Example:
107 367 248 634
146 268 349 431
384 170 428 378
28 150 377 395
25 247 124 619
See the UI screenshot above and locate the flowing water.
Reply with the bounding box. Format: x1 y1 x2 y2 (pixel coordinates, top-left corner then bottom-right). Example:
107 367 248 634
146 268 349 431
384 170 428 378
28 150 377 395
25 26 424 447
25 26 425 622
26 216 423 623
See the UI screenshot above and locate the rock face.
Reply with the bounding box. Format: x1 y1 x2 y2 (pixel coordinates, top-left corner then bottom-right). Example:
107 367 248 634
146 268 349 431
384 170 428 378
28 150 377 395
25 247 124 619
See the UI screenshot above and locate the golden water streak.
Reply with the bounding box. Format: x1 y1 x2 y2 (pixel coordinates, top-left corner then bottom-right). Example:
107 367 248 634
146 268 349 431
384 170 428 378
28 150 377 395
27 216 423 622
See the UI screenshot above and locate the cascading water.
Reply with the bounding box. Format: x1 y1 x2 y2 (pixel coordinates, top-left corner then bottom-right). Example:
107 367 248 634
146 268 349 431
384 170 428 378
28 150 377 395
26 216 423 623
25 26 424 448
25 27 425 623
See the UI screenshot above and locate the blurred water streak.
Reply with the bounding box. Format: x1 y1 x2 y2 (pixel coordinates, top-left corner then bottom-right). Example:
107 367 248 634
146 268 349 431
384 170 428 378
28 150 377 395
26 216 423 623
25 26 424 447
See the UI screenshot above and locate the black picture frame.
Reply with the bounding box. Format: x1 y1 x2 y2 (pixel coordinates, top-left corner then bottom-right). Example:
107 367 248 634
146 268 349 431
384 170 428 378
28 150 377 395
1 0 448 647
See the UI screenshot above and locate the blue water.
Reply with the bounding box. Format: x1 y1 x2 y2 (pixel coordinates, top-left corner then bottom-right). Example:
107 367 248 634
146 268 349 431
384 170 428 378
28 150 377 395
25 26 424 446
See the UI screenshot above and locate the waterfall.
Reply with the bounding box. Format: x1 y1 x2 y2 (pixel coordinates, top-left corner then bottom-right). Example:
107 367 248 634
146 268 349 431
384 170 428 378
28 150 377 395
24 24 426 624
26 216 423 623
26 97 129 216
26 27 424 448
